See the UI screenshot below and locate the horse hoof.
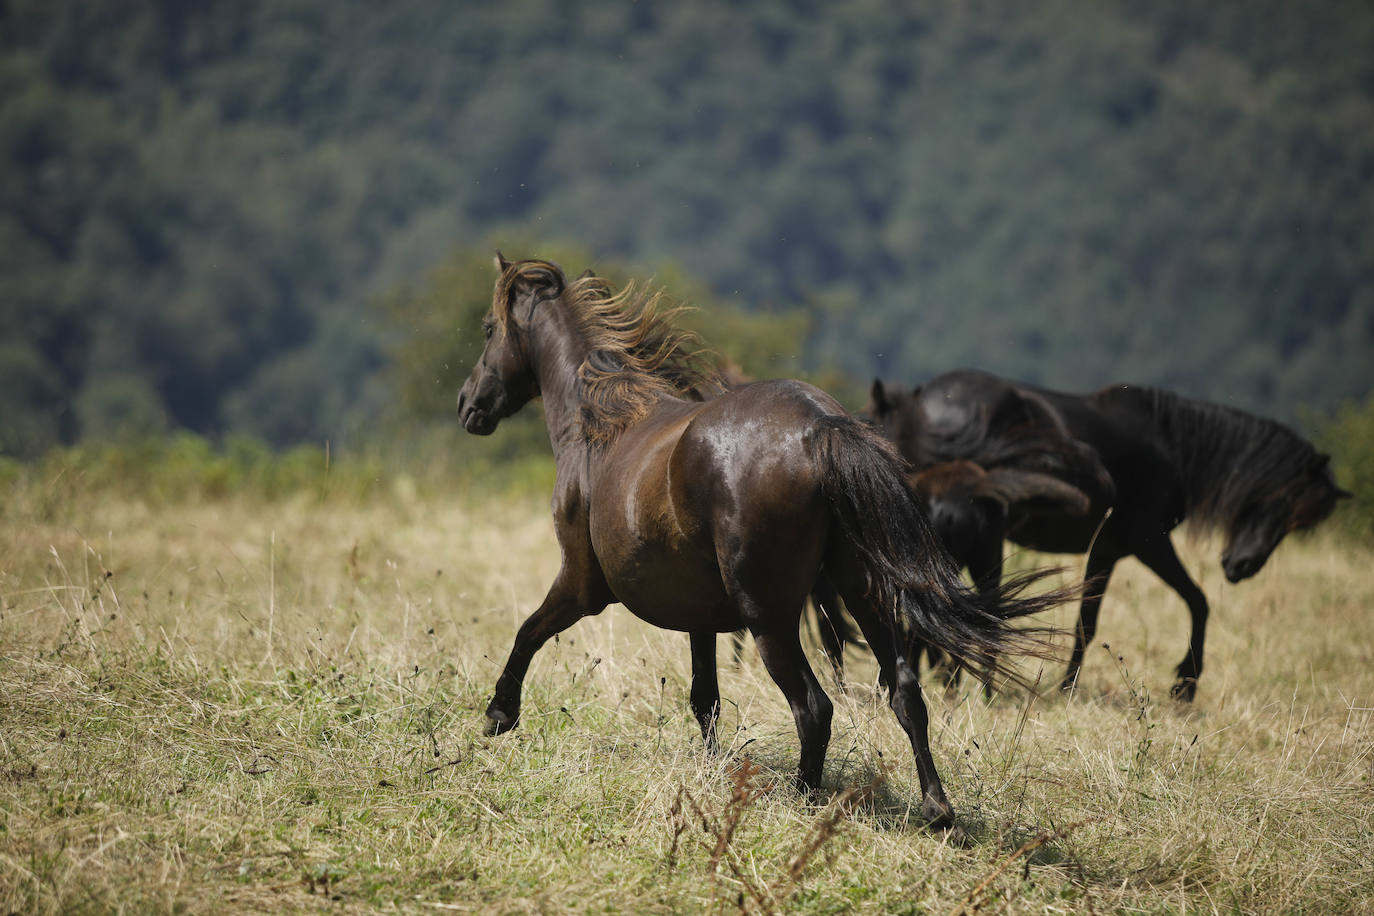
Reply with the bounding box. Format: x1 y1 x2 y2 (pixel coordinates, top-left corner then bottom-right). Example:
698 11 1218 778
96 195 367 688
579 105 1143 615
923 797 956 831
484 708 518 736
1169 678 1198 702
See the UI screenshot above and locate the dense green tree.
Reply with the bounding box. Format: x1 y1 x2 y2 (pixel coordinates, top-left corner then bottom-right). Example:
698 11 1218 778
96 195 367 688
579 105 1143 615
1 0 1371 457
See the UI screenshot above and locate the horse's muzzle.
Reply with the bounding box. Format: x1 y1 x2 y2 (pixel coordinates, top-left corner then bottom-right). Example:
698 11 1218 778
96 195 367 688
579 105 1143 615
457 388 497 435
460 406 497 436
1222 553 1262 583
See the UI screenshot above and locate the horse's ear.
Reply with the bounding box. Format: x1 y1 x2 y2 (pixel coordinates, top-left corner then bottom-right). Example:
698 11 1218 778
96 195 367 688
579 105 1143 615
523 264 565 303
577 268 594 280
871 378 889 413
495 250 512 272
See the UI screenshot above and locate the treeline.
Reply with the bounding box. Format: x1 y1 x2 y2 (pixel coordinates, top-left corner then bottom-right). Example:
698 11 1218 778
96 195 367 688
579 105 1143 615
2 0 1373 459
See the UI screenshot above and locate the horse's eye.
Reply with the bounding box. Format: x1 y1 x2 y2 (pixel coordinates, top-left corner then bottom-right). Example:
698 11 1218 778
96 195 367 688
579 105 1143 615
484 323 494 340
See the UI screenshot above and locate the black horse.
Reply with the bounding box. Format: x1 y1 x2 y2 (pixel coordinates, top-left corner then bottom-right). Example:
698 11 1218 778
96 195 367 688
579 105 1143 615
871 369 1349 701
904 458 1095 690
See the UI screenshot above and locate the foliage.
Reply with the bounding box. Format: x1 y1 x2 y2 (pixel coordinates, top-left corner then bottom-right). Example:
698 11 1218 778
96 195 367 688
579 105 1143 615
0 429 577 520
2 0 1372 456
0 433 377 513
1314 394 1374 543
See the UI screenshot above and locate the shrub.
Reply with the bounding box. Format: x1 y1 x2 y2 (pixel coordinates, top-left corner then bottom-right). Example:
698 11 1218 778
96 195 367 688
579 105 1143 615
1313 395 1374 542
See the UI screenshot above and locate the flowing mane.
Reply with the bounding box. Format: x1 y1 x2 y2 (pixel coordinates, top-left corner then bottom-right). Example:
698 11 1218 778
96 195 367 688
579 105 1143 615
495 260 722 444
1098 385 1326 531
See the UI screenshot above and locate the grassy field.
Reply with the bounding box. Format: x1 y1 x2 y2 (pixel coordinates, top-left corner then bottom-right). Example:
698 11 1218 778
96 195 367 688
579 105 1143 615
1 481 1372 914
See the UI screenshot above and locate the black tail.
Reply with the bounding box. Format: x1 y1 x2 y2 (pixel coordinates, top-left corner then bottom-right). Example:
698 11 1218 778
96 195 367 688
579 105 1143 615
811 415 1067 688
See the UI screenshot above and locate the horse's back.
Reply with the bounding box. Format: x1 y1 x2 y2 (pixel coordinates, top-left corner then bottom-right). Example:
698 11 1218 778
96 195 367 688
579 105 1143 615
670 379 842 515
587 380 841 630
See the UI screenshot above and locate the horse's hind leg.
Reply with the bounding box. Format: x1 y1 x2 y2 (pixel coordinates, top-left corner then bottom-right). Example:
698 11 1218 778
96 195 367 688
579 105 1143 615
750 623 834 790
1134 537 1209 702
841 594 954 828
689 630 721 752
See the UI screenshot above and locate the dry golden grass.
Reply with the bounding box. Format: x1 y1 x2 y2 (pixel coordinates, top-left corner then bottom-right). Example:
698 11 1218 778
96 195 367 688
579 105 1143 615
1 485 1372 913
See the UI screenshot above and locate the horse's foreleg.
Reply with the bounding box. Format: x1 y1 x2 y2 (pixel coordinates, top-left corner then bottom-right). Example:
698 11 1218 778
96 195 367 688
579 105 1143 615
689 630 720 752
751 625 833 791
1062 551 1118 693
486 579 598 736
1135 537 1209 702
965 526 1006 699
842 596 953 828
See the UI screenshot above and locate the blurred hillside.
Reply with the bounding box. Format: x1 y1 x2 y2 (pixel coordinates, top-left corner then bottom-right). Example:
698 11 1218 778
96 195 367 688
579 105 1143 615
2 0 1372 456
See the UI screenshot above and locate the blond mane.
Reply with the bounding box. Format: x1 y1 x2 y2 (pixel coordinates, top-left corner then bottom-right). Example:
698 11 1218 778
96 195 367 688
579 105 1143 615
495 260 724 444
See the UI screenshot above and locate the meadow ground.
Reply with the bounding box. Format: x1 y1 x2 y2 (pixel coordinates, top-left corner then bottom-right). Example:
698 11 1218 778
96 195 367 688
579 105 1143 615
1 483 1371 913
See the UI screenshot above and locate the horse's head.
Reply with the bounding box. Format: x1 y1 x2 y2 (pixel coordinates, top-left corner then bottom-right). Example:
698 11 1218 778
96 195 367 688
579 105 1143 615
1220 452 1350 583
457 253 565 435
909 461 996 563
869 378 924 460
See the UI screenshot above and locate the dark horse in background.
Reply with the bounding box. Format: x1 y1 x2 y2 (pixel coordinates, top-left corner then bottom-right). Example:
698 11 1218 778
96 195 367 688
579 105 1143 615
904 458 1099 690
872 369 1349 701
456 256 1069 826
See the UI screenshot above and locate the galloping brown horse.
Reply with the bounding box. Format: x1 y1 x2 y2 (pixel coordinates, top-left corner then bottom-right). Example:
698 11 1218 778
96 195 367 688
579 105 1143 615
456 256 1065 826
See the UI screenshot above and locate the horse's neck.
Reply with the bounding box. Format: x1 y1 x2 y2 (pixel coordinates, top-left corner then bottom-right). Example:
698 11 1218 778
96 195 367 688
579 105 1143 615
530 312 594 465
1123 387 1300 522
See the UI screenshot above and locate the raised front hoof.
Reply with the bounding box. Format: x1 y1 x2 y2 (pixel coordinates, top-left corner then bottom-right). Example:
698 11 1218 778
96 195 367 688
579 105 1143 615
483 706 519 736
1169 677 1199 703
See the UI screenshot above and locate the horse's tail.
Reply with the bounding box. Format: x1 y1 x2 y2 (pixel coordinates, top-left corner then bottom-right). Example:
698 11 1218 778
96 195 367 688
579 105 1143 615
811 415 1065 688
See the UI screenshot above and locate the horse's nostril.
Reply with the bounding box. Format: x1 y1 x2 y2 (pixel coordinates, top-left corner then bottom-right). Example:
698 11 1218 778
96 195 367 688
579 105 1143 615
1224 555 1259 582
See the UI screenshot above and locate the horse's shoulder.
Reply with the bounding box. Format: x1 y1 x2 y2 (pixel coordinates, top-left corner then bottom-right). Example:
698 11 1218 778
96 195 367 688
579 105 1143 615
1086 383 1152 415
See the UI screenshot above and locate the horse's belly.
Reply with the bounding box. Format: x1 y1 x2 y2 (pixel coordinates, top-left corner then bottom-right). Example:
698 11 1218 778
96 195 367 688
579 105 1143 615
1007 512 1102 554
604 552 740 632
589 451 741 631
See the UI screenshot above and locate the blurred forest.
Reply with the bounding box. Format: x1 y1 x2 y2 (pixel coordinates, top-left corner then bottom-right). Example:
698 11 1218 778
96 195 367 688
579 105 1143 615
3 0 1373 459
